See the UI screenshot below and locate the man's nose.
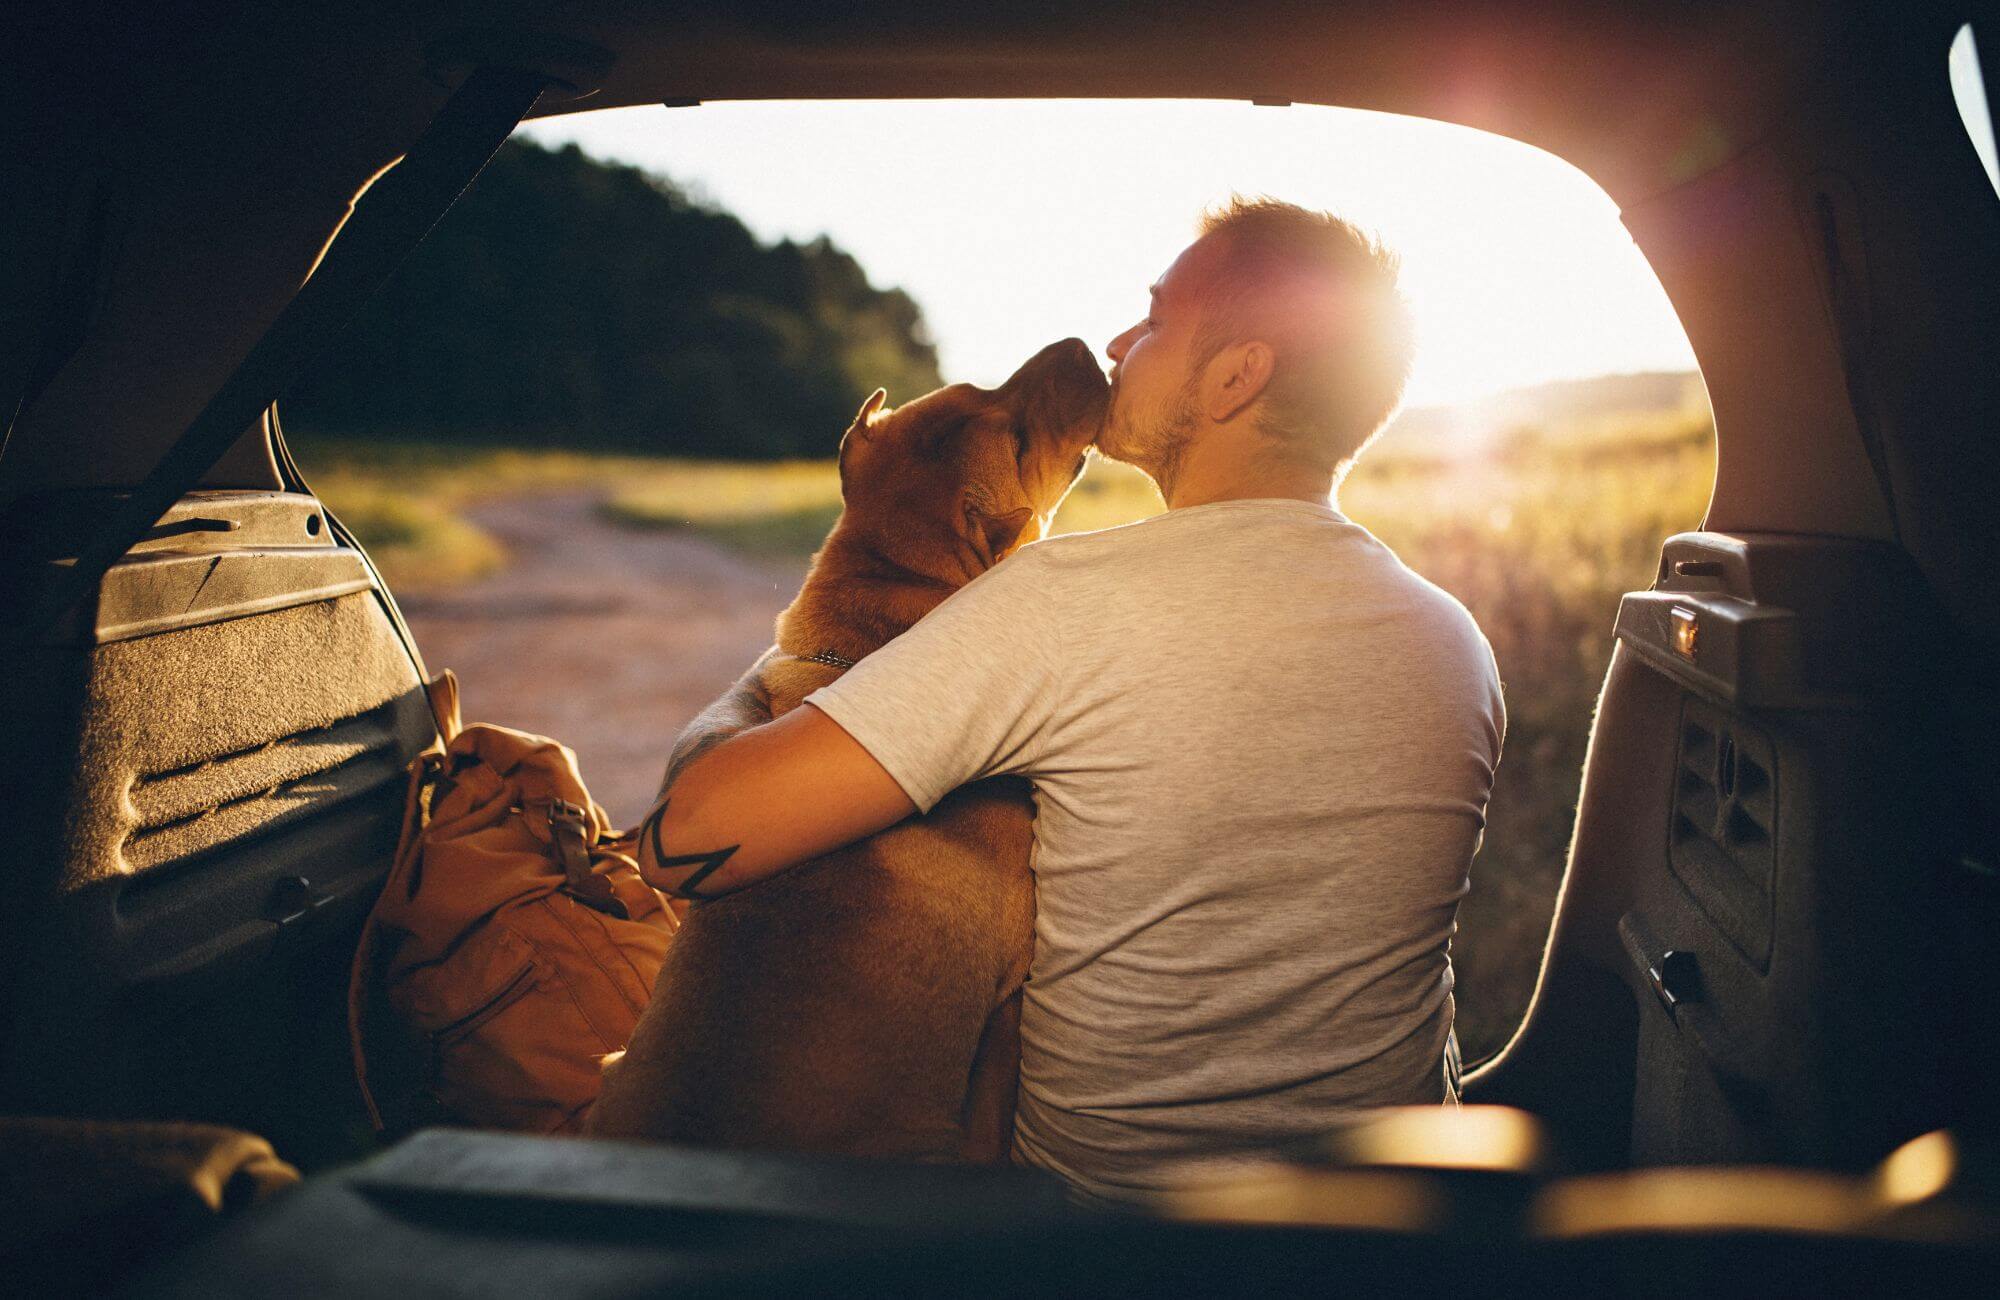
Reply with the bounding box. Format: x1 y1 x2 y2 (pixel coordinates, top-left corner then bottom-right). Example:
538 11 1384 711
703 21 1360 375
1106 325 1137 364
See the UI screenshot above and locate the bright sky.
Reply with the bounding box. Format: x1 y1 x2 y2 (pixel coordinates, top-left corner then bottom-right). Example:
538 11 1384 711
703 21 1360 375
524 100 1701 407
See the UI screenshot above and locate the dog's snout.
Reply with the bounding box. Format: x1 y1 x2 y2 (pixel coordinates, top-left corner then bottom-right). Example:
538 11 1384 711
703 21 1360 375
1006 339 1110 431
1028 336 1102 380
1060 337 1106 383
1051 337 1109 392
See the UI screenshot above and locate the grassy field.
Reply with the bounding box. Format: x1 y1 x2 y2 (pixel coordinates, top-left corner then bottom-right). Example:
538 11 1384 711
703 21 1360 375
298 416 1715 1060
600 451 1172 546
293 438 680 586
295 435 1174 581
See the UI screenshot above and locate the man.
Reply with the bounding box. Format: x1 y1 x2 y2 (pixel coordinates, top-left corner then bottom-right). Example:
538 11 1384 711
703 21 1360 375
639 198 1505 1202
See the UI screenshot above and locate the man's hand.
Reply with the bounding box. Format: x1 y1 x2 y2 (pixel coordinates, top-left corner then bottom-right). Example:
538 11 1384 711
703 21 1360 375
635 703 917 899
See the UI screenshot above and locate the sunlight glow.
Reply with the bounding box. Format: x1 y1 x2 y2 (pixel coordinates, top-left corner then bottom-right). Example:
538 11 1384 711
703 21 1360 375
1878 1129 1958 1205
520 100 1697 408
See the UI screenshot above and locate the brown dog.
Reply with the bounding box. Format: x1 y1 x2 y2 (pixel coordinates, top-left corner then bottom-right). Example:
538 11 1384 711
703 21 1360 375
589 338 1108 1161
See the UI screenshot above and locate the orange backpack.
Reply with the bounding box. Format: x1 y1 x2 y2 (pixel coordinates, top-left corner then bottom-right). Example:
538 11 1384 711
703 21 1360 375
348 674 677 1134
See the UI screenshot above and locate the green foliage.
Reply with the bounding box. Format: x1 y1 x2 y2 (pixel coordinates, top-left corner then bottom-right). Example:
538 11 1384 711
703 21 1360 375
287 140 943 458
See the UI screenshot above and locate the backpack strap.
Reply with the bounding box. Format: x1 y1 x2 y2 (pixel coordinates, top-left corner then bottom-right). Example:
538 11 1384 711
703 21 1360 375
546 799 630 920
424 669 462 745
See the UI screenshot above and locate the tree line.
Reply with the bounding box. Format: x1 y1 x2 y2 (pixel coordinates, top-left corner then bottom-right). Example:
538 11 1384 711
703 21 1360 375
289 139 943 459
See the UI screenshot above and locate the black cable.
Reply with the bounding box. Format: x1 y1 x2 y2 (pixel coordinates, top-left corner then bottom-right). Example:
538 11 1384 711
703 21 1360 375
269 402 432 688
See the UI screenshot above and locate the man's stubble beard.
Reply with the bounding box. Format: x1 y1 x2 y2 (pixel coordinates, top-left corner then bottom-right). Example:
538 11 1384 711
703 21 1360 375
1099 374 1200 501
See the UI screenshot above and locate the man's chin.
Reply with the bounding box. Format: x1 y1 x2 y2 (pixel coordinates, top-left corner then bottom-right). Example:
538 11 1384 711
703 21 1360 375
1093 421 1146 471
1092 441 1147 473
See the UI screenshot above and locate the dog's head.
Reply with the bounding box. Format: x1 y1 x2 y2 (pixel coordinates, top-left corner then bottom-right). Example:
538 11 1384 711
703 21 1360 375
835 338 1109 580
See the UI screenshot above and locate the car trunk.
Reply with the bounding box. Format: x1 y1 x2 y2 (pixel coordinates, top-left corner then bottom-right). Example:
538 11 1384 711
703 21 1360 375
2 0 1996 1286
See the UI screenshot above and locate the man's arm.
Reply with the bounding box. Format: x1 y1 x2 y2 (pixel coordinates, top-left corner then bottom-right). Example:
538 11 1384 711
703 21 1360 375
636 703 917 899
640 543 1065 899
658 652 777 797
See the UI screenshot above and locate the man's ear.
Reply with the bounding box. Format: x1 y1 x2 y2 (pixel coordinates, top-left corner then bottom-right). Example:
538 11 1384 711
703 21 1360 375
967 504 1037 569
1201 341 1275 422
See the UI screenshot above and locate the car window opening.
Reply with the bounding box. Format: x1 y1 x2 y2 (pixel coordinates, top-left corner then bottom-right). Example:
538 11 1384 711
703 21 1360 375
283 100 1715 1067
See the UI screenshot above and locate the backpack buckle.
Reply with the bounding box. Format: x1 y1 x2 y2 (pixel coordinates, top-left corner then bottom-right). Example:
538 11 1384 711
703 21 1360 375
547 799 629 920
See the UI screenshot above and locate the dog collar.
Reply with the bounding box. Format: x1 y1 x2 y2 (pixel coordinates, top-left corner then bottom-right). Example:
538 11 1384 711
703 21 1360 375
798 649 856 670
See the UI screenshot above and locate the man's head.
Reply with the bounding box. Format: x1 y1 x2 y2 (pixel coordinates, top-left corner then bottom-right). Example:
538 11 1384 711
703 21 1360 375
1100 198 1414 494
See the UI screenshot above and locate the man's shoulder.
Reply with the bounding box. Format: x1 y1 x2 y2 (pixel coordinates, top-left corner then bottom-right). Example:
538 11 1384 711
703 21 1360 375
1379 554 1496 659
1324 526 1497 674
1010 515 1174 573
1375 556 1505 726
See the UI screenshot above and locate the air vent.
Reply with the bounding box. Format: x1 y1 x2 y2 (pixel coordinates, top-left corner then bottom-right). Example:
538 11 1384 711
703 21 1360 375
122 701 410 877
1668 698 1779 969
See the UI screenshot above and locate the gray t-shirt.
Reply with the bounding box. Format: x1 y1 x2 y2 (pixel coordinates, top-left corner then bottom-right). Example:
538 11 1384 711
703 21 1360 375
805 498 1504 1201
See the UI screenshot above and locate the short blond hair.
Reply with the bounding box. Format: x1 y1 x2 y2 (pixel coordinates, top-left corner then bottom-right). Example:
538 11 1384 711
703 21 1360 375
1191 198 1415 478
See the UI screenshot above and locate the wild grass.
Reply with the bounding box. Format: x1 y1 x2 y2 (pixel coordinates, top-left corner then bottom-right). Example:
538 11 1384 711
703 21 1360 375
298 479 508 589
295 435 709 587
595 453 1168 546
297 414 1715 1059
600 461 847 555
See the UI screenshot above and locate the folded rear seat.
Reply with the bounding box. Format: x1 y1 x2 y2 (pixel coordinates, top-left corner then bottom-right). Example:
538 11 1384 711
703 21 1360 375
1 486 435 1168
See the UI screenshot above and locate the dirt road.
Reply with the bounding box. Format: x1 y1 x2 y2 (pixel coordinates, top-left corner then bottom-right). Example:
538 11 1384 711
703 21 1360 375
397 491 809 826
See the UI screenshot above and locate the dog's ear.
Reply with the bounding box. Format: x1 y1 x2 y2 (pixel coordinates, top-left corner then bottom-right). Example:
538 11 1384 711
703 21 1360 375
846 388 889 440
837 389 889 479
967 505 1036 569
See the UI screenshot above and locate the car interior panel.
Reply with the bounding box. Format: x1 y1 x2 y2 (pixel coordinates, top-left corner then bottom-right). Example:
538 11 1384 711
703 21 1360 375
1 473 435 1169
2 0 1996 1290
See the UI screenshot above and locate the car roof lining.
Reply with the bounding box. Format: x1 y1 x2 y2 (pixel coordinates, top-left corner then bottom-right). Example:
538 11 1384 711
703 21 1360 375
517 0 1884 208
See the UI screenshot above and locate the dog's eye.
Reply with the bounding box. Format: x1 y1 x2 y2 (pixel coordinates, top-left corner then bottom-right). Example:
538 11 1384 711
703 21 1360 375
1010 424 1029 462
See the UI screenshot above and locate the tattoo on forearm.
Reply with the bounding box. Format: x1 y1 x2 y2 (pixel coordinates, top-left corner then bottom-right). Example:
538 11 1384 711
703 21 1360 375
638 799 739 901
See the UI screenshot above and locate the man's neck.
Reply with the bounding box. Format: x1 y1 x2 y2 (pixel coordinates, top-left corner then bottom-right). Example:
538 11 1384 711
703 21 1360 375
1156 431 1334 511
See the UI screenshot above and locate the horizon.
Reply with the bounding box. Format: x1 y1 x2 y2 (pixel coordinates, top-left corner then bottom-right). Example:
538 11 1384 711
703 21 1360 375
518 99 1703 410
